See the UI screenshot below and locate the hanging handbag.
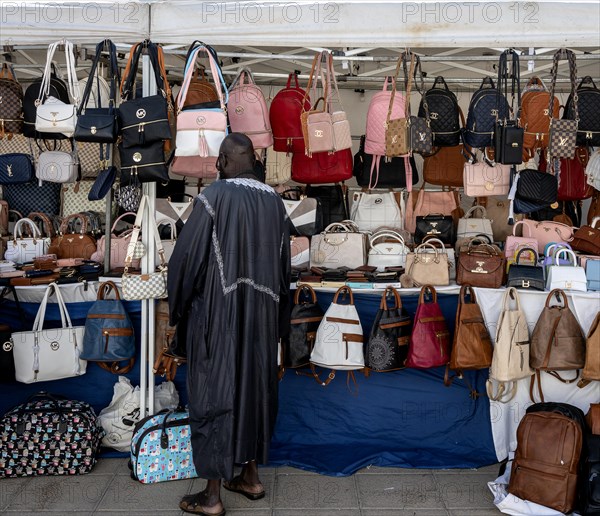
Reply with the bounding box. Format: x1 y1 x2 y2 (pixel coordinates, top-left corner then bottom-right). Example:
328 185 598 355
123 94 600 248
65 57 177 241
404 187 461 234
513 168 558 208
423 144 466 188
291 148 353 184
367 230 409 271
405 286 450 369
505 220 539 260
170 155 217 180
309 221 368 270
548 49 579 160
119 140 169 184
283 285 324 369
90 212 141 269
155 194 195 235
35 40 81 137
409 56 434 155
530 289 585 402
419 75 461 147
415 214 455 245
520 219 574 254
178 67 218 109
564 75 600 147
61 179 113 220
265 147 292 186
456 205 494 246
463 157 511 197
507 247 545 291
4 217 51 264
0 152 35 185
74 40 120 144
119 42 172 148
10 283 87 383
404 242 450 287
571 216 600 256
0 63 24 137
486 288 533 402
350 191 402 232
280 190 322 237
37 144 79 185
121 195 168 301
88 165 117 201
456 242 506 288
2 180 61 216
555 147 594 201
155 219 177 264
521 77 560 159
546 248 587 292
305 184 348 228
385 52 414 157
301 95 333 155
0 285 25 383
366 287 412 372
49 213 97 260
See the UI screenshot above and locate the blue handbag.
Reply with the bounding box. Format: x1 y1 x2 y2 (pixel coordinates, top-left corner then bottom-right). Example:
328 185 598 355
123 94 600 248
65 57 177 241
130 409 197 484
81 281 135 373
0 153 34 185
587 259 600 291
2 180 61 216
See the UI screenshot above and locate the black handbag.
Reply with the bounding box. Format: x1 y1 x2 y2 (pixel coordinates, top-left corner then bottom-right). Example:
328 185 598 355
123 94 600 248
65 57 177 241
515 168 558 206
507 247 545 291
0 153 34 185
88 165 117 201
118 42 172 148
305 184 348 228
119 140 169 184
74 40 120 144
415 214 456 245
564 76 600 147
283 285 324 369
365 287 412 372
2 180 62 215
353 135 418 189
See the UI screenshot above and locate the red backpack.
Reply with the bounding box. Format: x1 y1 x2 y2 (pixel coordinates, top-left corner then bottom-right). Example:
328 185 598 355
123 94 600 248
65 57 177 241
269 73 311 154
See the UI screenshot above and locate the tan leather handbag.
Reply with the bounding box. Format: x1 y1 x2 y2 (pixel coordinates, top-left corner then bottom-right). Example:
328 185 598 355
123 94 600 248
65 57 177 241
48 213 97 260
579 311 600 388
385 53 414 157
404 242 450 287
456 243 506 288
423 145 467 187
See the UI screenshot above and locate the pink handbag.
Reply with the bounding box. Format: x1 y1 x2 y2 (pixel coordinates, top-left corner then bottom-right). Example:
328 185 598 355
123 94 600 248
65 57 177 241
505 220 539 259
463 161 511 197
170 155 217 179
91 212 141 269
227 68 273 150
405 188 459 234
521 219 575 254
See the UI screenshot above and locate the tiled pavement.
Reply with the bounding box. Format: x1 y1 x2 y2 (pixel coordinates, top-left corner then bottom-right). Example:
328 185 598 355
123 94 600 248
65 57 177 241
0 458 502 515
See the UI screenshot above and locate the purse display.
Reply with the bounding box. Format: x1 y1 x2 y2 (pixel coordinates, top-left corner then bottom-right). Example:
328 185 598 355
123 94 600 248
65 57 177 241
350 191 402 232
404 242 450 287
546 248 587 292
463 160 511 198
456 242 506 289
415 214 455 246
365 287 412 372
571 216 600 256
0 153 35 185
11 283 87 383
521 219 575 254
310 222 368 270
367 230 409 271
507 248 545 291
4 217 51 264
456 205 494 247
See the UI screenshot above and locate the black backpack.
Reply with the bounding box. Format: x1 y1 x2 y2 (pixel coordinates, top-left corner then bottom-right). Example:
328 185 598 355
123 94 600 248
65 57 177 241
23 65 70 139
418 76 460 147
463 77 510 150
564 76 600 147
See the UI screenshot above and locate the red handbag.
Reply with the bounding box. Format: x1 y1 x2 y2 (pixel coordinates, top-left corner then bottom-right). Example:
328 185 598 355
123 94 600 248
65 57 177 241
291 148 353 184
405 285 451 368
540 147 593 201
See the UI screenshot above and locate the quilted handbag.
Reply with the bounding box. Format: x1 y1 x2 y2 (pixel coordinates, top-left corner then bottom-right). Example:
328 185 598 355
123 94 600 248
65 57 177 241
11 283 87 383
280 192 322 237
282 285 324 369
155 195 194 235
571 216 600 256
4 217 50 264
367 230 409 271
505 220 539 260
350 191 402 232
2 180 61 216
546 248 587 292
0 63 24 137
37 149 79 185
463 160 511 197
514 168 558 207
507 247 545 291
404 242 450 287
130 409 197 484
0 393 102 477
406 285 451 369
456 242 506 288
90 212 140 269
564 75 600 147
521 219 574 254
0 153 35 185
415 214 455 246
456 205 494 246
291 148 352 184
418 76 461 147
310 222 368 270
365 76 404 157
365 287 412 372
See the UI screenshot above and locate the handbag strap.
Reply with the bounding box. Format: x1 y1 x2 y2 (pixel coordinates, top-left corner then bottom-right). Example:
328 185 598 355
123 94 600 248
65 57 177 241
554 248 578 266
380 286 401 310
26 212 54 237
229 67 257 90
411 54 430 122
156 218 178 239
369 230 405 248
0 63 17 81
302 51 328 114
512 220 533 238
124 195 167 271
120 40 167 102
333 285 354 305
387 51 415 124
97 281 121 300
545 288 568 308
463 205 488 220
548 49 578 122
294 284 317 304
325 53 345 112
497 49 521 120
38 40 80 105
459 284 477 304
418 285 437 304
78 39 119 115
502 287 522 312
14 218 42 239
110 211 137 234
60 213 88 235
33 283 73 332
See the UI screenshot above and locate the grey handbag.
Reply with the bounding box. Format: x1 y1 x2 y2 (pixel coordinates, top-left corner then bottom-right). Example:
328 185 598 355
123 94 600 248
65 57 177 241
310 221 368 270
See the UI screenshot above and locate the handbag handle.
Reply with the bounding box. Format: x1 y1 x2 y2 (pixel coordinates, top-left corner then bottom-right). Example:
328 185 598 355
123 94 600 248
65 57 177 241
37 40 80 106
285 72 301 90
323 222 351 234
156 218 178 240
124 195 167 270
554 248 578 267
463 205 488 220
110 212 137 234
302 51 328 115
369 231 406 248
415 242 440 261
27 212 55 237
78 39 119 115
502 287 522 312
97 281 121 301
545 288 569 309
548 49 578 123
512 220 534 238
380 286 401 310
60 213 88 235
333 285 354 305
496 49 521 120
420 237 449 256
228 67 257 90
387 51 415 125
459 284 477 304
467 242 499 256
515 246 539 265
410 54 430 123
418 285 437 304
120 40 168 103
294 284 318 305
32 282 71 333
14 218 42 240
591 217 600 229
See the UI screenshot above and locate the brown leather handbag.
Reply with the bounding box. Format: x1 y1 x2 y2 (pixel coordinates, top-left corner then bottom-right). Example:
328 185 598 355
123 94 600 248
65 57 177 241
445 285 493 396
530 289 586 402
153 300 185 382
180 68 218 108
423 145 467 187
456 243 506 288
579 311 600 388
385 53 414 157
587 403 600 435
48 213 97 260
571 216 600 256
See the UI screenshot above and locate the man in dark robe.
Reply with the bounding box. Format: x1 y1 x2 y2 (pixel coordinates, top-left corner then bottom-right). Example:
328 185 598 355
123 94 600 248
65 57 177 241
168 133 290 515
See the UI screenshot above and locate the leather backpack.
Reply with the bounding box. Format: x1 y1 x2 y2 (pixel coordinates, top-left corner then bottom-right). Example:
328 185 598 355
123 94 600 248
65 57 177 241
270 73 311 154
529 289 586 402
578 311 600 388
520 77 560 160
178 68 218 109
564 76 600 147
509 402 585 514
418 76 460 147
445 285 493 396
405 285 450 369
0 64 24 137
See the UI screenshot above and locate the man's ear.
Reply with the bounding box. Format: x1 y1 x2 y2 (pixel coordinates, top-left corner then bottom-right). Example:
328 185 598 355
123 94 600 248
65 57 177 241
217 153 227 172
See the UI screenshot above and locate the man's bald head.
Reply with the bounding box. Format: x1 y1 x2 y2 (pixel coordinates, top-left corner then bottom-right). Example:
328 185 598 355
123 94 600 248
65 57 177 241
216 133 256 179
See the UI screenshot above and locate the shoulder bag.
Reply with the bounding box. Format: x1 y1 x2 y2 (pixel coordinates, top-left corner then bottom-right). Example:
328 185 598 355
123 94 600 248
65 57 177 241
404 242 450 287
571 216 600 256
301 54 333 155
4 217 50 264
0 153 35 185
48 213 97 260
37 141 79 185
350 191 402 232
404 186 461 234
156 218 177 264
504 220 539 259
309 222 368 270
291 147 353 184
507 247 545 291
280 189 322 237
11 283 87 383
456 242 506 288
415 213 455 246
463 156 511 197
91 212 141 269
546 248 587 292
367 230 409 271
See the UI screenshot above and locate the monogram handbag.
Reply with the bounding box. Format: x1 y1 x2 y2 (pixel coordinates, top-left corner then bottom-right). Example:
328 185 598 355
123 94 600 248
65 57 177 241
456 206 494 246
0 63 24 137
385 53 414 157
350 191 402 232
365 287 412 372
37 148 79 185
463 159 511 197
456 242 506 288
415 214 455 245
0 153 34 185
546 248 587 292
121 195 168 301
35 40 80 137
404 242 450 287
367 230 409 271
309 222 368 270
3 181 61 216
548 49 579 159
61 179 113 220
119 141 169 184
507 247 545 291
571 216 600 255
4 218 50 264
11 283 87 383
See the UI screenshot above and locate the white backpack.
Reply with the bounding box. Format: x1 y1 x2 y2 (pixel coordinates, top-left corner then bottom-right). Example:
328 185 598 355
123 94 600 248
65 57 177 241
310 286 364 385
586 149 600 191
486 288 533 402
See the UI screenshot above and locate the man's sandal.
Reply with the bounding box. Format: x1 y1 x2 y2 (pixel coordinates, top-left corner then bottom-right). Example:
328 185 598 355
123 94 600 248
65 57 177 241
223 475 265 501
180 493 226 516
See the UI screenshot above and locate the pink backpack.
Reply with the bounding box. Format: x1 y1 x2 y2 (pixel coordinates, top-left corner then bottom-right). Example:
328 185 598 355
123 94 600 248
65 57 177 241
228 69 273 150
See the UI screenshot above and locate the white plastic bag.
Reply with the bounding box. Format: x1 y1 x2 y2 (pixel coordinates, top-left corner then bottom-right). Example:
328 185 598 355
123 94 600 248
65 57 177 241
98 376 179 452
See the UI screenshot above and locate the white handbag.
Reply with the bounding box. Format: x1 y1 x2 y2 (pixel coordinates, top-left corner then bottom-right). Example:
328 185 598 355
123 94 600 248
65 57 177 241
265 147 292 186
350 191 402 232
456 205 494 246
11 283 87 383
35 40 80 137
367 230 409 271
486 288 533 403
37 149 79 185
310 222 368 270
310 286 364 381
4 218 50 264
155 219 177 264
545 248 587 292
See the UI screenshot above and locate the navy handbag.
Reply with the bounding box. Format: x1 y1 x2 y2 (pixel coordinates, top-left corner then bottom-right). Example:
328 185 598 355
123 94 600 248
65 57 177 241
0 153 34 185
2 180 61 215
81 281 136 373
